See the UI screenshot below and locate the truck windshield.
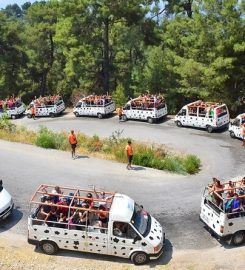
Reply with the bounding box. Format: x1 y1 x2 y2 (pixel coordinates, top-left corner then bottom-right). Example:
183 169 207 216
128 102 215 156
131 203 151 237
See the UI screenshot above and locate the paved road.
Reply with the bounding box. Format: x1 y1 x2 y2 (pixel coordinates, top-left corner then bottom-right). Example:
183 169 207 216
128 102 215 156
0 113 244 254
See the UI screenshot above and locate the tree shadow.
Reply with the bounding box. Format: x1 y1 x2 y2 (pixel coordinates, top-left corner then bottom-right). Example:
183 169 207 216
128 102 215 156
0 208 23 234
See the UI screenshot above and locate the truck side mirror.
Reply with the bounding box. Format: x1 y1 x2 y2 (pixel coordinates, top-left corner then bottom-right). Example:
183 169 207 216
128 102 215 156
133 235 141 244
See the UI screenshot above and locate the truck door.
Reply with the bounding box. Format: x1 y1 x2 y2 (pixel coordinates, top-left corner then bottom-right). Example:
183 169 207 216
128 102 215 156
109 221 142 258
86 224 108 255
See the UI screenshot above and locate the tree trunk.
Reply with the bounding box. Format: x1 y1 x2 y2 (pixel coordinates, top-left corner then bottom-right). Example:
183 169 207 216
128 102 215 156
103 17 109 94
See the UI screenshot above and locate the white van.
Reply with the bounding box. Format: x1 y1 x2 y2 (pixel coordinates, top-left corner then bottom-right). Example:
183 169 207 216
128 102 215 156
229 113 245 139
28 185 164 265
0 180 14 220
175 100 230 133
27 98 65 118
0 100 25 119
200 178 245 246
121 95 167 123
73 95 115 119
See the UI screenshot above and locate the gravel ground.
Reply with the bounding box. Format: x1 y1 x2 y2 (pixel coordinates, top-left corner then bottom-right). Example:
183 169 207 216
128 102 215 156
0 231 244 270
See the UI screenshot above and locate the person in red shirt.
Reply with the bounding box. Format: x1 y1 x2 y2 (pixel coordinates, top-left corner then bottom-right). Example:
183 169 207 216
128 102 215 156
68 130 77 159
125 140 134 170
241 123 245 147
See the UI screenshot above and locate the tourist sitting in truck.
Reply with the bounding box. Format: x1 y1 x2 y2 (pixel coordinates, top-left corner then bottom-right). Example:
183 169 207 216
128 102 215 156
231 194 242 213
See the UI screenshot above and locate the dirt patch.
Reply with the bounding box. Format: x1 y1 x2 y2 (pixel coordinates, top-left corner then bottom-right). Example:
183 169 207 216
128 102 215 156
0 232 244 270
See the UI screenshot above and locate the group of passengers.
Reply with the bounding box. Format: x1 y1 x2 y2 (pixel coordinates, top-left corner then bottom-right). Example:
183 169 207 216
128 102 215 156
30 95 61 108
208 177 245 214
129 93 165 110
187 101 226 118
38 186 111 230
81 95 112 106
0 96 22 112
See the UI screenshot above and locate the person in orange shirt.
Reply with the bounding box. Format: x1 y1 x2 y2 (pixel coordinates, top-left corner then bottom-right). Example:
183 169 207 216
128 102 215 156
68 130 78 159
31 105 36 120
241 123 245 147
116 107 124 122
125 140 133 170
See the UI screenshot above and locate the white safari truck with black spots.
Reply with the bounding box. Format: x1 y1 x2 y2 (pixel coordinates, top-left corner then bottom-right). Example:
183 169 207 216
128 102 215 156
229 113 245 139
28 184 165 265
73 95 115 119
175 100 230 133
121 95 167 123
200 178 245 246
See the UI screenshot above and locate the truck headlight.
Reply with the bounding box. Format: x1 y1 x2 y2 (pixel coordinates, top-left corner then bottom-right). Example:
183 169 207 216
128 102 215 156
154 243 162 253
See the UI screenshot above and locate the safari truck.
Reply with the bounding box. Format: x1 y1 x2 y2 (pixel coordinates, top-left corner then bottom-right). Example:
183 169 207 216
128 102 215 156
175 100 230 133
229 113 245 139
0 180 14 220
200 178 245 246
73 95 115 119
0 99 25 119
26 96 65 118
121 94 167 123
28 184 165 265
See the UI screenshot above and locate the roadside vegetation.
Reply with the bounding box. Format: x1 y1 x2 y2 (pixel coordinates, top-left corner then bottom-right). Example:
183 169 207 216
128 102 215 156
0 118 201 174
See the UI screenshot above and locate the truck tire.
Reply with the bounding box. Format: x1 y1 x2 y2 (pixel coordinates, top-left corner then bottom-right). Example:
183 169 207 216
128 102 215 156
231 231 245 246
49 113 55 118
122 115 127 121
131 252 149 265
147 117 153 124
206 125 213 133
11 115 16 119
40 240 59 255
97 113 103 119
176 120 182 127
229 131 235 138
27 114 32 119
74 112 80 117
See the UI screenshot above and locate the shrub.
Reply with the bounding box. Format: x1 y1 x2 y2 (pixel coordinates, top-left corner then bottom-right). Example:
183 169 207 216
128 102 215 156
35 126 57 149
87 135 103 152
0 116 16 132
133 152 154 167
183 155 201 174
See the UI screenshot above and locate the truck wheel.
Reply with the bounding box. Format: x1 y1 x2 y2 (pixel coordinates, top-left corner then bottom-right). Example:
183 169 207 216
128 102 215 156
122 115 127 121
49 113 55 118
176 121 182 127
147 117 153 124
229 131 235 138
40 240 59 255
206 125 213 133
27 114 32 119
97 113 103 119
74 112 80 117
131 252 149 265
231 231 245 246
11 115 16 119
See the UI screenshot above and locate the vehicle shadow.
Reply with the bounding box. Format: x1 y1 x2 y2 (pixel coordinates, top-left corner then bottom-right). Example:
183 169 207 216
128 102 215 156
34 238 173 267
0 208 23 234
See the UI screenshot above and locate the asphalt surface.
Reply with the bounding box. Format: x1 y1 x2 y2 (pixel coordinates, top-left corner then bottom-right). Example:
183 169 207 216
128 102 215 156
0 113 244 254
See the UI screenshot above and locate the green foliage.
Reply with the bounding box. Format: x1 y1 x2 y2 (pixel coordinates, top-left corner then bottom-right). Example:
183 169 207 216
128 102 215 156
0 0 244 114
35 126 68 149
0 116 16 132
112 83 128 107
183 154 201 174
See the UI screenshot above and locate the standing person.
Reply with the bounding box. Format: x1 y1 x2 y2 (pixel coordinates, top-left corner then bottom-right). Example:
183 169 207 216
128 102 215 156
241 123 245 147
68 130 77 159
125 140 133 170
31 104 36 120
117 107 123 122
